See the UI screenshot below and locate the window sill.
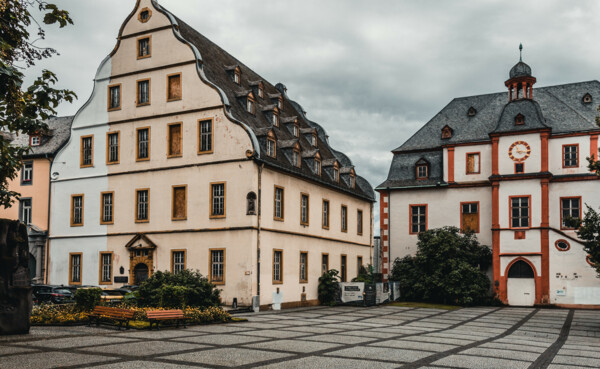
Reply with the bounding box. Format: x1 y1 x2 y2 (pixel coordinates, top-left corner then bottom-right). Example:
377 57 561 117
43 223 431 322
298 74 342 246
100 222 114 226
80 165 94 169
136 158 150 162
209 215 226 219
137 55 152 60
70 224 84 227
135 220 150 224
210 281 225 286
107 161 120 165
272 281 283 285
167 97 182 103
197 151 214 155
172 218 187 221
107 107 122 112
167 154 183 159
136 102 151 107
274 217 284 222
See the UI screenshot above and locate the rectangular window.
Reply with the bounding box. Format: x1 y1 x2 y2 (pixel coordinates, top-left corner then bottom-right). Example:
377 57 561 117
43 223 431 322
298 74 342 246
341 205 348 232
314 159 321 175
69 253 82 285
266 139 276 157
30 135 40 146
167 123 182 157
273 249 283 283
167 73 182 101
101 192 114 225
561 197 581 229
108 84 121 111
510 196 530 228
416 164 428 179
198 119 213 154
341 255 347 282
136 127 150 160
333 167 339 182
563 144 578 168
71 195 84 227
136 189 149 222
274 186 284 220
247 98 255 114
300 193 309 225
461 202 479 233
293 124 299 137
466 153 480 174
80 135 93 167
172 185 187 220
515 162 525 174
21 162 33 185
172 250 186 274
292 150 300 167
137 36 151 59
357 209 363 235
137 79 150 106
322 200 329 229
299 252 308 283
19 198 32 224
107 132 119 164
210 183 226 218
210 249 225 284
410 205 427 234
99 252 112 284
322 253 329 274
357 256 363 276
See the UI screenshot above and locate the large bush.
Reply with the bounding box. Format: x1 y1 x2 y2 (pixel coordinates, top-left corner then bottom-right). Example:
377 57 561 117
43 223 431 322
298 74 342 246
318 269 340 306
74 288 102 311
390 227 492 306
137 270 220 309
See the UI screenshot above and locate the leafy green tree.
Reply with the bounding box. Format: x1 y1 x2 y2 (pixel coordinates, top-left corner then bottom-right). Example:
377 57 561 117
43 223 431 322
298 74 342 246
0 1 76 208
318 269 340 306
136 270 221 309
390 227 492 306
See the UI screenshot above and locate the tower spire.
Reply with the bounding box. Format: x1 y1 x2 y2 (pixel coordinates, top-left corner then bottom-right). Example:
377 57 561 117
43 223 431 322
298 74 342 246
519 43 523 62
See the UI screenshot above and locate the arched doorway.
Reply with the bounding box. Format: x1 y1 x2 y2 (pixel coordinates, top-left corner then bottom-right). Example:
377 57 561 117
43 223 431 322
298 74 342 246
507 260 535 306
134 263 149 285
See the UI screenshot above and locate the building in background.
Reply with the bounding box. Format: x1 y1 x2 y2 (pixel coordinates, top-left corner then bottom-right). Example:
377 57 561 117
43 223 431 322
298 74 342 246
0 116 73 283
48 0 374 308
378 54 600 307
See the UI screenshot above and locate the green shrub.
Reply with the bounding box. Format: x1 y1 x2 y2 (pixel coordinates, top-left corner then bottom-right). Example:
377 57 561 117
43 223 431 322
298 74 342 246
137 270 220 309
318 269 340 306
390 227 492 306
74 288 102 311
352 265 374 283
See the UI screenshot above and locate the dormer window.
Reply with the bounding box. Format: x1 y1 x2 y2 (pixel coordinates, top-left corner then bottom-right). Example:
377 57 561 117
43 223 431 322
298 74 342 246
350 171 356 189
272 112 279 126
515 113 525 125
258 83 264 98
292 147 301 168
233 67 241 85
30 135 40 147
266 138 276 158
246 93 255 114
277 96 283 110
293 124 299 137
310 133 317 146
416 159 429 179
441 125 453 139
467 107 477 117
583 93 592 104
314 156 321 175
333 162 339 183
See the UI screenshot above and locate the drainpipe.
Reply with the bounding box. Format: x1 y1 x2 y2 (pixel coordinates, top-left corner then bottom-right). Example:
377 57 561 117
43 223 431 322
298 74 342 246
387 190 391 280
44 154 53 284
257 163 264 300
370 201 374 266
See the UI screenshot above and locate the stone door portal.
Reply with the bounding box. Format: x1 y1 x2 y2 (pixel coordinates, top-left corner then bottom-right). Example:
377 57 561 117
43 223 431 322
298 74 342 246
134 263 149 285
507 260 535 306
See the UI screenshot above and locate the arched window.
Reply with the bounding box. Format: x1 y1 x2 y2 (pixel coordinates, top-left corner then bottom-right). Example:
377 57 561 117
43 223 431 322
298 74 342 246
507 260 534 278
415 158 429 180
515 113 525 125
246 192 257 215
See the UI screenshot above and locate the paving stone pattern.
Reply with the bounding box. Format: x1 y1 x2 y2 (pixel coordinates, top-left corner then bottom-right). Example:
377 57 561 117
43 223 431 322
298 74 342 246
0 306 598 368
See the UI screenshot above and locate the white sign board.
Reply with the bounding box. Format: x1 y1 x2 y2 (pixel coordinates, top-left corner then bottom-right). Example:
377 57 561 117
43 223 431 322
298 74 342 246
340 282 364 303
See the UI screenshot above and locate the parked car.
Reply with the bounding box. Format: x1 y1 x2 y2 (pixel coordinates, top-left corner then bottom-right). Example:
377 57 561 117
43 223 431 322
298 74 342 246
101 289 126 303
32 285 74 304
121 285 139 292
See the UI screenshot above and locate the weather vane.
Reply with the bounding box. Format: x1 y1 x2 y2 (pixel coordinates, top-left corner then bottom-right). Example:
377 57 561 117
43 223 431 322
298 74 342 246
519 43 523 62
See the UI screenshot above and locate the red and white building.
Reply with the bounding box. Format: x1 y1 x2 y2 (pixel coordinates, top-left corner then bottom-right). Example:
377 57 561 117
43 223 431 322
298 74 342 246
377 56 600 307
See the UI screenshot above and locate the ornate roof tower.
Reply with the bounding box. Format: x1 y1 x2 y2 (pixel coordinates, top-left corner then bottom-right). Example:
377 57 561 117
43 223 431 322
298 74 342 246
505 44 537 101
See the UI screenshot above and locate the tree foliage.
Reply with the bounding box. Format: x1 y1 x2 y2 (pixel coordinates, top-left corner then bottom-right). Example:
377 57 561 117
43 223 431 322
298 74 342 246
390 227 492 306
318 269 340 306
136 270 221 309
0 0 76 208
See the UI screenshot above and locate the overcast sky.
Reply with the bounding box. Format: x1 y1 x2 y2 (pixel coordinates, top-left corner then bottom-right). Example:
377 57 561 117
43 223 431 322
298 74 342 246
25 0 600 232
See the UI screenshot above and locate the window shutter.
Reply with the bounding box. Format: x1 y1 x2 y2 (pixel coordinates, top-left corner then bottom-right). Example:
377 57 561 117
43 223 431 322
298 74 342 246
463 213 478 232
467 154 475 173
173 187 186 219
169 75 182 100
169 124 182 156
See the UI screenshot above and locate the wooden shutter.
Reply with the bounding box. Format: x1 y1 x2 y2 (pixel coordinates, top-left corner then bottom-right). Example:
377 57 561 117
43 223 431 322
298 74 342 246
168 74 182 100
173 187 186 219
169 124 182 156
462 213 478 232
467 154 475 173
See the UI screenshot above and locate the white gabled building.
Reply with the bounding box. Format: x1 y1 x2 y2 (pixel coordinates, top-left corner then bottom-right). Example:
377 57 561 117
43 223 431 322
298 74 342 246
378 55 600 307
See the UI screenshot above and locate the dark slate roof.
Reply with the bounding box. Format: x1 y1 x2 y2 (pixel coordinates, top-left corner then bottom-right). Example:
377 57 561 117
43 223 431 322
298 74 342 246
162 8 374 201
379 79 600 190
11 116 74 158
396 81 600 152
510 61 532 79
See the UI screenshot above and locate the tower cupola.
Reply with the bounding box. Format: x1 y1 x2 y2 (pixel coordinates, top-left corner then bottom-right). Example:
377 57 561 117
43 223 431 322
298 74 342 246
505 44 536 101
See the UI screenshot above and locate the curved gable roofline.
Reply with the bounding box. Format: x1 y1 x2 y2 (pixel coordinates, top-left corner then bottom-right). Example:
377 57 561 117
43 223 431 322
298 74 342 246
147 0 260 157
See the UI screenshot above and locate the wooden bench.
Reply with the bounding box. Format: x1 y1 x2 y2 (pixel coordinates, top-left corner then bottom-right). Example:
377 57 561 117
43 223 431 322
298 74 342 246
147 310 187 330
88 306 135 330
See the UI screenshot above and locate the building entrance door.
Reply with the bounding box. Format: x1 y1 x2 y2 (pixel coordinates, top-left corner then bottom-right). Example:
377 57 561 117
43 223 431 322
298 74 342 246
507 260 535 306
134 263 149 285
